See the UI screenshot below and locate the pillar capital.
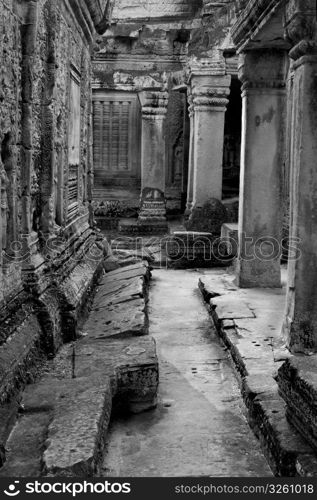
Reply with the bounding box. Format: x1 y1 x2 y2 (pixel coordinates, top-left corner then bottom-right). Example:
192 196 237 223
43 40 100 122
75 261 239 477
283 0 317 61
188 55 227 79
238 50 287 93
139 91 169 119
192 85 230 112
187 56 231 112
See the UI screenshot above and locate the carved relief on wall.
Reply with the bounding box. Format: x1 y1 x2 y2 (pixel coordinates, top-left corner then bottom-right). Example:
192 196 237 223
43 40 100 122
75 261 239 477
67 66 81 221
0 160 9 252
0 132 17 255
172 134 184 186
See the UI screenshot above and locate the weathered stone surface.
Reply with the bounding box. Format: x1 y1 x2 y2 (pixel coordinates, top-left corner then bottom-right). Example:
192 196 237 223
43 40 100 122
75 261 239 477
278 357 317 454
0 310 43 403
100 261 151 284
221 222 238 257
85 298 148 338
112 0 200 22
94 280 145 307
0 258 158 477
0 0 109 406
166 231 228 269
0 413 52 478
198 270 317 476
296 454 317 477
43 378 112 477
210 296 255 320
186 199 228 234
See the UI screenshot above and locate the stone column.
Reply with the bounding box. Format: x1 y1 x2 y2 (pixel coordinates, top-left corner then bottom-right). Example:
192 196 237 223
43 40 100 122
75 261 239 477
185 91 195 217
138 90 169 227
181 93 190 212
186 60 230 226
282 3 317 352
235 50 287 288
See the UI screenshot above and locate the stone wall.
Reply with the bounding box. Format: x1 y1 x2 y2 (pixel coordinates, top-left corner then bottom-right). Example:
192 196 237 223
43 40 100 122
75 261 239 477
0 0 110 402
112 0 202 22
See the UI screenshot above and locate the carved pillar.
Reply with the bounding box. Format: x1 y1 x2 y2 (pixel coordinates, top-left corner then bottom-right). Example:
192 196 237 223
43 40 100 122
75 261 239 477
138 90 169 226
181 92 190 211
282 1 317 352
186 58 230 226
185 91 195 216
235 50 286 288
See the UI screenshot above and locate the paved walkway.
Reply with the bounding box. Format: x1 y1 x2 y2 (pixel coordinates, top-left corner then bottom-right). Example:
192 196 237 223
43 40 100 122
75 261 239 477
102 269 272 477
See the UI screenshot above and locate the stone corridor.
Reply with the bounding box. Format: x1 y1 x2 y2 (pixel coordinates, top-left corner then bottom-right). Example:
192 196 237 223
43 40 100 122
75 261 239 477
1 0 317 479
102 270 272 477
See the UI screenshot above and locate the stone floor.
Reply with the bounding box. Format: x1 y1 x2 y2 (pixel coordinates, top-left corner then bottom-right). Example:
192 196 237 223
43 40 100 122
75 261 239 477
101 269 272 477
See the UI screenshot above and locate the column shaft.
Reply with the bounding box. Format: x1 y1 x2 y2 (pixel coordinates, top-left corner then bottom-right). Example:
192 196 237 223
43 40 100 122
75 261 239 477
283 54 317 352
185 95 195 215
139 91 168 226
236 50 286 288
190 74 230 210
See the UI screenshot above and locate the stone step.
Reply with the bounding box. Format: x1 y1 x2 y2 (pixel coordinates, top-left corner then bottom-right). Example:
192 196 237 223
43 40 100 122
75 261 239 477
0 262 158 477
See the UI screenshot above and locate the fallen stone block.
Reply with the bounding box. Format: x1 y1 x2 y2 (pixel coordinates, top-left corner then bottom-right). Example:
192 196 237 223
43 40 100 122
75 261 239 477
94 277 145 308
101 262 151 283
1 336 158 477
0 413 52 477
43 378 112 477
85 298 148 339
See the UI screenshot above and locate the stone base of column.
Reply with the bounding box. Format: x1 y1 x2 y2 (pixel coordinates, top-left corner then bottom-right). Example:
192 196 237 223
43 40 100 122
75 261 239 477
185 199 227 235
165 231 228 269
235 258 281 288
117 188 168 235
138 188 168 230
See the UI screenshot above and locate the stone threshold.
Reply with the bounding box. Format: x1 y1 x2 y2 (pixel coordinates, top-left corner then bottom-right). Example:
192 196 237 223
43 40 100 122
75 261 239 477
0 262 159 477
198 272 317 477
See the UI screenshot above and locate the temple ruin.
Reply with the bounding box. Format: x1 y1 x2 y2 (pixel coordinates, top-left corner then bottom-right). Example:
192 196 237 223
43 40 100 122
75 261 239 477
0 0 317 478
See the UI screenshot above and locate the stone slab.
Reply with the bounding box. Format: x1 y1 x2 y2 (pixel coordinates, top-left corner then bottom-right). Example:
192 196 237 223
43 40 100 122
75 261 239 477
0 413 52 477
84 298 148 339
99 262 151 284
210 296 255 320
75 337 158 380
43 378 112 477
2 336 158 477
93 278 145 308
0 259 158 477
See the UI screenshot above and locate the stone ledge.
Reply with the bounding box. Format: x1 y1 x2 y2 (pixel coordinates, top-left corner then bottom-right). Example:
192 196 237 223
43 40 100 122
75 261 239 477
277 357 317 455
0 309 44 404
198 274 317 476
0 261 158 477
